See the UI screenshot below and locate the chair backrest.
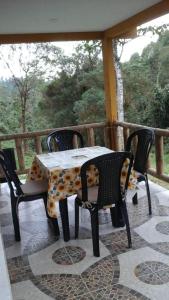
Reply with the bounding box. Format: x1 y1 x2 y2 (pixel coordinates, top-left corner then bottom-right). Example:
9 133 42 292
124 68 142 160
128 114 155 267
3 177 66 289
47 129 84 152
0 148 17 183
125 129 154 174
80 151 133 209
0 150 22 196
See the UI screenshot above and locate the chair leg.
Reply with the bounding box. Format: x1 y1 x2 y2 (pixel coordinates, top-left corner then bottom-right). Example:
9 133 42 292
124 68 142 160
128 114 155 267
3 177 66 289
59 198 70 242
132 192 138 205
48 217 60 237
110 205 125 227
90 208 100 257
11 197 21 241
121 201 132 248
75 200 79 239
145 174 152 215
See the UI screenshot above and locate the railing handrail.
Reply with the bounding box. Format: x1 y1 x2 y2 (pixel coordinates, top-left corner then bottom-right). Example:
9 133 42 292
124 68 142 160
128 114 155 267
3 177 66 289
0 122 109 176
0 122 106 141
113 120 169 184
115 121 169 137
1 120 169 185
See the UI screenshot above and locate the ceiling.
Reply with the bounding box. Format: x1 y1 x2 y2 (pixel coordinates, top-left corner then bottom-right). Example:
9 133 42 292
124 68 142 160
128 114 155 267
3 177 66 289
0 0 165 35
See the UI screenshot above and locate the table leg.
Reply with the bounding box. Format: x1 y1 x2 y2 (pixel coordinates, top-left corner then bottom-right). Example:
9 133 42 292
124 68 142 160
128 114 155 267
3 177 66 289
48 217 60 239
132 192 138 205
59 198 70 242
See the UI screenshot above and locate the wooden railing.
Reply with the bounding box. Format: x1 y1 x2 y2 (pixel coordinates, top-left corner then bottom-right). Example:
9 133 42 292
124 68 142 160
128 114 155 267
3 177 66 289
113 121 169 183
0 122 109 175
1 120 169 184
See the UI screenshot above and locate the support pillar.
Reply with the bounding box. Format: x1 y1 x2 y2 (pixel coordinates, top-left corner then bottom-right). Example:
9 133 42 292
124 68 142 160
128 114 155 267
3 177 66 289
102 37 118 150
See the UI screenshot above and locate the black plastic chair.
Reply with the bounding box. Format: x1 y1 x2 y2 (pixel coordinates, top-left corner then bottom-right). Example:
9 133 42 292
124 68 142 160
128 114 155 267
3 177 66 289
75 151 133 257
0 150 59 241
47 129 84 152
125 129 154 215
46 129 84 242
0 148 16 183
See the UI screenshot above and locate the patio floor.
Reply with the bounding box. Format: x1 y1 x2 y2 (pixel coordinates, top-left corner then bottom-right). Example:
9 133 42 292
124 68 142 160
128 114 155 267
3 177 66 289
1 180 169 300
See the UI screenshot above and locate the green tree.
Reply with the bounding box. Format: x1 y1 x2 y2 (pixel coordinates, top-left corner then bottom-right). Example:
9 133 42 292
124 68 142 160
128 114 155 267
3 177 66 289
123 29 169 127
0 44 46 135
74 87 105 124
42 41 105 127
41 71 81 127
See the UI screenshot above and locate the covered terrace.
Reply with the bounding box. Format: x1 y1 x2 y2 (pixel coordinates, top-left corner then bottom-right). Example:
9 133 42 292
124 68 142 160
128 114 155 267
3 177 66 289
1 1 169 299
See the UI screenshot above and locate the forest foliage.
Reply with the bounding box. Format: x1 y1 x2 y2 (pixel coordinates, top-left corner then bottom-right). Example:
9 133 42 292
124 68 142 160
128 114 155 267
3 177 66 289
0 29 169 136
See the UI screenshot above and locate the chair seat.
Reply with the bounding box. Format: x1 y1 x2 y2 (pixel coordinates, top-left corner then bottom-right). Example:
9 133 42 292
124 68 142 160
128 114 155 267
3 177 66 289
21 179 48 196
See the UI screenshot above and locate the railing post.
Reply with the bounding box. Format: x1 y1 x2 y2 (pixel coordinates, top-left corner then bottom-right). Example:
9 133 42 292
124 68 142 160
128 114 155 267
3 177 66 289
104 127 110 148
35 136 42 154
110 124 119 151
155 134 164 175
87 128 95 146
123 127 129 149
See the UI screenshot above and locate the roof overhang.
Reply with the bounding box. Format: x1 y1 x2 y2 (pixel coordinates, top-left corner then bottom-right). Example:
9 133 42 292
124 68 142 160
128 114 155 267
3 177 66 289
0 0 168 44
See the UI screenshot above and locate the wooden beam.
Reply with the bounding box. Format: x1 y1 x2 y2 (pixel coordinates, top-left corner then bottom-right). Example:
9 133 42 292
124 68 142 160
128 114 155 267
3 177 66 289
0 31 104 44
102 37 118 149
105 0 169 38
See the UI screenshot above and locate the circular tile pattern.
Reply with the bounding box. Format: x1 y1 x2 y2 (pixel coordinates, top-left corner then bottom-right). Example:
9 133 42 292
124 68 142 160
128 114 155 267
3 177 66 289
152 242 169 256
0 200 8 209
52 246 86 265
135 261 169 285
156 221 169 235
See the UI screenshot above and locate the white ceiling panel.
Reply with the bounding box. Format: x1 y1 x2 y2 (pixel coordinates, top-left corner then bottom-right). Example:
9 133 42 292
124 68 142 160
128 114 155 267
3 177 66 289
0 0 162 34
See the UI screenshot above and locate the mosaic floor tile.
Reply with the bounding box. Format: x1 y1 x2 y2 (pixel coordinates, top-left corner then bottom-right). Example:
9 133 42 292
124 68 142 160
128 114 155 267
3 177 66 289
156 221 169 235
29 239 110 276
135 261 169 284
90 284 149 300
157 205 169 216
52 245 86 264
1 181 169 299
134 216 169 243
7 256 33 284
69 293 94 300
79 207 124 235
100 229 149 257
151 242 169 255
0 200 11 215
4 230 33 259
0 212 13 226
118 246 169 300
156 190 169 207
0 200 8 209
34 274 88 299
12 280 54 300
82 255 119 291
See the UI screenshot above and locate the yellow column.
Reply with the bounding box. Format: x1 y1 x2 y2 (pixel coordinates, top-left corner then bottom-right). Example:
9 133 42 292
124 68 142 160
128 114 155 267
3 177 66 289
102 37 118 150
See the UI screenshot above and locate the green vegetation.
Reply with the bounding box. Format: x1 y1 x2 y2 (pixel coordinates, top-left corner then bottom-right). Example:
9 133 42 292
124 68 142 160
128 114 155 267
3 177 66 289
0 29 169 173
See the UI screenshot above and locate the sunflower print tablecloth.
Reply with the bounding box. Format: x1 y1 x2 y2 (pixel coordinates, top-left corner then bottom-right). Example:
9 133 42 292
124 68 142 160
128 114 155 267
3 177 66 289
27 147 137 218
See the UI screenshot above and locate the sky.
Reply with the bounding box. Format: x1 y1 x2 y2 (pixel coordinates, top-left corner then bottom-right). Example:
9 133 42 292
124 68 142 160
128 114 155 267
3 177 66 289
120 13 169 62
0 13 168 79
58 13 169 62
